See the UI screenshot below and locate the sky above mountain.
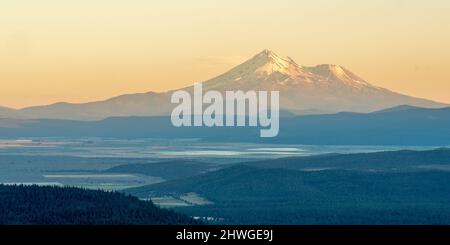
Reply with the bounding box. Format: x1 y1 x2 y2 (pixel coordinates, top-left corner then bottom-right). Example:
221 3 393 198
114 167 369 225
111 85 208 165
1 0 450 108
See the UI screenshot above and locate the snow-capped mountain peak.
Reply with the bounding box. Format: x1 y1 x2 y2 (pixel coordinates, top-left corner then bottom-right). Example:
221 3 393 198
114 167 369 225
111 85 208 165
245 49 304 76
201 49 445 114
203 49 375 91
202 49 308 91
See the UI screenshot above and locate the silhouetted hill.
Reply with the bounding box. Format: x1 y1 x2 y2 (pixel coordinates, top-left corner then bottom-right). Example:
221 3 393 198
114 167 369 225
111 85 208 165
372 105 424 113
0 185 199 225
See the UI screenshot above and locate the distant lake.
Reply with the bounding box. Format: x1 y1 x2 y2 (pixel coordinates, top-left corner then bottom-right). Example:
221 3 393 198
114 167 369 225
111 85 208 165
0 137 440 159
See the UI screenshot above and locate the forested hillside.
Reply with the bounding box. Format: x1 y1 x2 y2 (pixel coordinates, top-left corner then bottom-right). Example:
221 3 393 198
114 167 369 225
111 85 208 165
0 185 199 225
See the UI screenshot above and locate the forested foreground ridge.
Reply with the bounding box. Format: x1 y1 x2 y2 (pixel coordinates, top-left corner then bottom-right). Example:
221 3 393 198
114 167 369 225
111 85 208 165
0 185 199 225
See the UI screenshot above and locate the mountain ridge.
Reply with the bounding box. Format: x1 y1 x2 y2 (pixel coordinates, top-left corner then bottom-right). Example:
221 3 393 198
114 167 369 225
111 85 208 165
1 106 449 145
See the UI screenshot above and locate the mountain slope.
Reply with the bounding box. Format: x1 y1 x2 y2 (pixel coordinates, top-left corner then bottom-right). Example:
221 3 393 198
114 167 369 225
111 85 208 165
0 106 15 117
15 92 173 121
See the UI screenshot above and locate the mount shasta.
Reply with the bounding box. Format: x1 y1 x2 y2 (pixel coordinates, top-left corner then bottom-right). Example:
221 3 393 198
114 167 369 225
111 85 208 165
0 50 446 120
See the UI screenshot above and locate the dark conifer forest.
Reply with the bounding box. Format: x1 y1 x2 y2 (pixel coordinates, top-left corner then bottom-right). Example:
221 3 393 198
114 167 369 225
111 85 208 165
0 185 199 225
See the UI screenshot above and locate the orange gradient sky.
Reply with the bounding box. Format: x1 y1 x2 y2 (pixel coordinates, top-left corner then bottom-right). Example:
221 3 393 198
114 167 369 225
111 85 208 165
1 0 450 108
